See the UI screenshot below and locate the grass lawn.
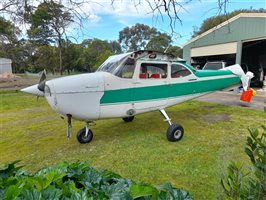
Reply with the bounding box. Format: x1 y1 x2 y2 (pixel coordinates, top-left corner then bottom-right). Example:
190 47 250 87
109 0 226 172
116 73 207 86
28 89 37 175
0 90 265 199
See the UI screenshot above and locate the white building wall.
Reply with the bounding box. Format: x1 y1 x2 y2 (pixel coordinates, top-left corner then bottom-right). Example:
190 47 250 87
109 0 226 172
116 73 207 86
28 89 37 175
0 58 12 73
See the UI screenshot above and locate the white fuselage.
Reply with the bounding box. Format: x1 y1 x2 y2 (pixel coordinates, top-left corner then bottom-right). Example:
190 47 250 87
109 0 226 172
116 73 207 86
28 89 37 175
43 70 239 121
22 51 248 122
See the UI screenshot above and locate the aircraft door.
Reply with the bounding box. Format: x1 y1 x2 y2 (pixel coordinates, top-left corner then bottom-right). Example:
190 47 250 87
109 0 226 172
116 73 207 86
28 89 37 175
169 63 198 98
133 61 169 113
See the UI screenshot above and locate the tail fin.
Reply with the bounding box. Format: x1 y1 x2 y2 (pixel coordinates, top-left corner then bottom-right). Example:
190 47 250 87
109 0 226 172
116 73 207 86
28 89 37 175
223 64 254 91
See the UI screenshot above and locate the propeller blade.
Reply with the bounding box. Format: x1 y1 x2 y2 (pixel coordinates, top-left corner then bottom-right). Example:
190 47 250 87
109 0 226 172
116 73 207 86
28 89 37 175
37 70 46 92
39 69 46 83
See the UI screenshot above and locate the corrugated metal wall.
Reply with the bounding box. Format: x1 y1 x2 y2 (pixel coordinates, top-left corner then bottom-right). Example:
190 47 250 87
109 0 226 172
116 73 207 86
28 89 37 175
0 58 12 73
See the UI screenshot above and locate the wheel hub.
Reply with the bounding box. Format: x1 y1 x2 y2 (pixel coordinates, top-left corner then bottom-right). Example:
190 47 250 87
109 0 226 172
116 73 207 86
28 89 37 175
174 130 182 139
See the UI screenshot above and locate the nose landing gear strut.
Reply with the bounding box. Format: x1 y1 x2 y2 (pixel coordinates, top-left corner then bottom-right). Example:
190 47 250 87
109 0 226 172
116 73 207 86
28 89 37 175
66 115 93 144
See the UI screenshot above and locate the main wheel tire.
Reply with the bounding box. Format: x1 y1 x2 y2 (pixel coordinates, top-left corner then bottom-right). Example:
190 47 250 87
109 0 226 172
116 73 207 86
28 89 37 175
122 116 134 122
77 127 93 144
166 124 184 142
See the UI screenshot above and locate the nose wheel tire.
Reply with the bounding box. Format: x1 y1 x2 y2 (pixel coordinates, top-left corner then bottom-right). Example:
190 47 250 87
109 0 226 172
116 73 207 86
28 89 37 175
166 124 184 142
122 116 134 122
77 127 93 144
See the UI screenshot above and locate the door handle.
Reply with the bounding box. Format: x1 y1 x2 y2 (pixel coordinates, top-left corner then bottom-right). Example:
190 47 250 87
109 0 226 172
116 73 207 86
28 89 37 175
188 79 197 81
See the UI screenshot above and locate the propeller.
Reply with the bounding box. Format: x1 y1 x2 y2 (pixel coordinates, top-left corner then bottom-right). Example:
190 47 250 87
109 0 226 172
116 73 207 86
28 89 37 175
37 69 47 92
21 70 47 96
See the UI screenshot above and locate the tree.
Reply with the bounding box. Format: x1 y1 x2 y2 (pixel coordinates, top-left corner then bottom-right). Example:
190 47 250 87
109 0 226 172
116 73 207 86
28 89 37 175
119 23 158 51
35 45 59 74
0 17 20 44
62 40 84 74
82 39 113 72
0 16 19 58
0 17 26 72
146 33 172 52
110 40 122 54
166 46 183 58
192 8 266 37
27 1 73 75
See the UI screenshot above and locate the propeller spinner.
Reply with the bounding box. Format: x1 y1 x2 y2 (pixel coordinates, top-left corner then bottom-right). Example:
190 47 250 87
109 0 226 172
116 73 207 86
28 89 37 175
21 70 47 96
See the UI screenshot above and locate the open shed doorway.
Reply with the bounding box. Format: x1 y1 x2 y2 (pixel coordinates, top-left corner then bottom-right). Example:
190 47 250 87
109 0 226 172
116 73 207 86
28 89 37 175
241 39 266 87
191 54 236 69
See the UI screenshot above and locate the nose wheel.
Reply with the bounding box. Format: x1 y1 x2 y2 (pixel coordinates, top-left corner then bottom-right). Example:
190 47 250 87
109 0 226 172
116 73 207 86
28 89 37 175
160 109 184 142
77 127 93 144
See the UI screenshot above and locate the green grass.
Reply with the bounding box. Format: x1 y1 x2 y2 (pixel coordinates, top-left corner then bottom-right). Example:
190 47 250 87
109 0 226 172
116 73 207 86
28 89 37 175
0 91 265 199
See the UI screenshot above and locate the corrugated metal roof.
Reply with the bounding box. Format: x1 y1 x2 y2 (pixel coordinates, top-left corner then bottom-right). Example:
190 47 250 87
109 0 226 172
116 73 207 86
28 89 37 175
183 13 266 47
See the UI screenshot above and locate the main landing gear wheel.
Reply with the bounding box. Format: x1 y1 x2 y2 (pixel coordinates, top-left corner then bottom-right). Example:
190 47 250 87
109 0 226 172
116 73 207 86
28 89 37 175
122 116 134 122
77 127 93 144
159 109 184 142
166 124 184 142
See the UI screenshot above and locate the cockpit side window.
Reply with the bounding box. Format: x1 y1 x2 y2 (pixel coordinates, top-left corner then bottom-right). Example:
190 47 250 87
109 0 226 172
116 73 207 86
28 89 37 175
171 64 191 78
114 58 135 79
139 63 167 79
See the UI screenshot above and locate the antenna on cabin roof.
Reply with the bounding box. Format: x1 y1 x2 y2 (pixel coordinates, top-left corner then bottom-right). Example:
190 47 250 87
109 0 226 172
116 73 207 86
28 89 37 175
164 45 170 53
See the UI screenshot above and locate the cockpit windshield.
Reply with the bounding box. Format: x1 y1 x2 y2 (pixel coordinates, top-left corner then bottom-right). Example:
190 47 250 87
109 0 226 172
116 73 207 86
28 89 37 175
97 52 132 74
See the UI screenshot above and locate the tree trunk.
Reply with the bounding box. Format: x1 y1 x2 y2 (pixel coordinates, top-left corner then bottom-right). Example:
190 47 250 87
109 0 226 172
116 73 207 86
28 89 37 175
59 39 63 75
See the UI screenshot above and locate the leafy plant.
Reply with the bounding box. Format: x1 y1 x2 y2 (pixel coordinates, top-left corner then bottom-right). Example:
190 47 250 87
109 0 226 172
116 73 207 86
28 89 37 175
0 161 192 200
221 126 266 200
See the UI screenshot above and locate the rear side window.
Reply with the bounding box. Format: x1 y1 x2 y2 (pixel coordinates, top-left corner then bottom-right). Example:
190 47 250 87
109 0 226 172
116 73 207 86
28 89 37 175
139 63 167 79
171 64 191 78
203 63 223 70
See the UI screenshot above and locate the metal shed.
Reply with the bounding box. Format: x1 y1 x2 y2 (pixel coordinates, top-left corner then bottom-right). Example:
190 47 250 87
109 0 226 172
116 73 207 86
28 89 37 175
183 13 266 86
0 58 12 73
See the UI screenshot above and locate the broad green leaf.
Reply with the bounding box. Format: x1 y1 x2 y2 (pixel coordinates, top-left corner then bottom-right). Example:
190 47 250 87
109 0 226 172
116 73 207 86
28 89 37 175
69 190 88 200
130 184 158 199
4 184 22 200
0 161 23 179
245 148 255 163
103 179 132 200
20 189 42 200
41 186 62 200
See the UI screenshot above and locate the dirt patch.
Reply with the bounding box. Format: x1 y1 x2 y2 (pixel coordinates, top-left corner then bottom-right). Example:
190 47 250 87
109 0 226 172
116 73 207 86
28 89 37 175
0 73 21 83
201 105 215 110
202 113 230 124
0 74 39 90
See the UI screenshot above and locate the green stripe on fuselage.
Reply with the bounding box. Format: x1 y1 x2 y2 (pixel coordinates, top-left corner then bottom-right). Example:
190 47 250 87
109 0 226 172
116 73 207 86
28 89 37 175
100 76 240 105
195 70 233 77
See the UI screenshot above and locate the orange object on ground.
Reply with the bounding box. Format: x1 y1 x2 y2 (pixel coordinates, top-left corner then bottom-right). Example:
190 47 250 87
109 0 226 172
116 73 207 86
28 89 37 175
240 88 253 102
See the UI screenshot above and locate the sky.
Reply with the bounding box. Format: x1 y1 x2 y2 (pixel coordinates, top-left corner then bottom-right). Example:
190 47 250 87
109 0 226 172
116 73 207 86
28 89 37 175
67 0 266 47
1 0 264 46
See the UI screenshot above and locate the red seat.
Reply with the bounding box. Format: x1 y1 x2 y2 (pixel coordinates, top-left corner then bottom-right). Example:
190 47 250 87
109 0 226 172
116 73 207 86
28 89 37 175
139 73 148 79
150 73 160 78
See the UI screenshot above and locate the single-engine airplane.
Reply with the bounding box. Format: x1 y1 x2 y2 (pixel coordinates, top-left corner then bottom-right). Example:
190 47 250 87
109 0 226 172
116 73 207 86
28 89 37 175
21 50 253 143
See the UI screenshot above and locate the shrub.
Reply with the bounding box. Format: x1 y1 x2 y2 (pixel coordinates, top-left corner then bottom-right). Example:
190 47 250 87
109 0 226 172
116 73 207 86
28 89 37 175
0 161 192 200
221 126 266 200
